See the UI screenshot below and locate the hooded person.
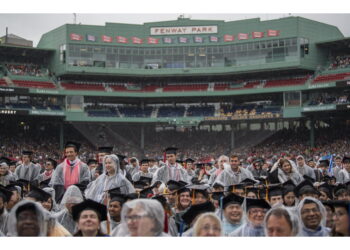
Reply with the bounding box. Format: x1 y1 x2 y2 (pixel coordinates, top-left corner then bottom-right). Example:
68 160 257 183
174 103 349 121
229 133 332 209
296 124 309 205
295 155 316 181
42 187 59 213
84 154 135 204
264 205 300 236
220 193 245 236
230 198 271 237
55 185 84 234
0 185 13 234
125 157 140 177
0 157 16 186
297 197 330 236
208 155 229 186
193 212 223 237
114 199 168 237
7 200 49 236
269 159 304 185
215 155 255 187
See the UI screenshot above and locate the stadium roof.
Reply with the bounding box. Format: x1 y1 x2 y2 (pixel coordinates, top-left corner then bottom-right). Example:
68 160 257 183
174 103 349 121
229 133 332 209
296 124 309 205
316 37 350 50
0 44 55 51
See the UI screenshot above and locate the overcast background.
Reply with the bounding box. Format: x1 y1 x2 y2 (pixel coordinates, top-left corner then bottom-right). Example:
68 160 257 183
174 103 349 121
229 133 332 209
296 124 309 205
0 13 349 46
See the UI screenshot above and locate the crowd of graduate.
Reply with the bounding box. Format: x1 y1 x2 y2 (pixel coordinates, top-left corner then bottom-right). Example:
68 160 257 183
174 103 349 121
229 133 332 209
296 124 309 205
0 141 350 237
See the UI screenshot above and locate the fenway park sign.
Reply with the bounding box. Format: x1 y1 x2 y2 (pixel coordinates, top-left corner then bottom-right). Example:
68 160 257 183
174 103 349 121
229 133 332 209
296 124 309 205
150 26 218 35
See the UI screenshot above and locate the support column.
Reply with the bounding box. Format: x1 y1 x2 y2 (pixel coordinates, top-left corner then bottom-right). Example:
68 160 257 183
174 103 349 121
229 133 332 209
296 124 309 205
310 118 315 148
140 125 145 150
59 122 64 151
230 126 235 151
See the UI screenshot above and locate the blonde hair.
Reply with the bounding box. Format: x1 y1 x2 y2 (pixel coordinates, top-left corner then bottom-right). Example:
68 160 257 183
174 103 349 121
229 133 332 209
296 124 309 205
193 212 223 236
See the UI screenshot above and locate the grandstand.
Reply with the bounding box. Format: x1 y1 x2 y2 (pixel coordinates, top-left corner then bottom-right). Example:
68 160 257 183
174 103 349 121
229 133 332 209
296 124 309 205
0 15 350 159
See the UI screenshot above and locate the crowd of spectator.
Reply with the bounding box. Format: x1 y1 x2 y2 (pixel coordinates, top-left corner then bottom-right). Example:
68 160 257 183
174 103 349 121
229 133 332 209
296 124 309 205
308 93 350 106
5 63 48 77
328 55 350 70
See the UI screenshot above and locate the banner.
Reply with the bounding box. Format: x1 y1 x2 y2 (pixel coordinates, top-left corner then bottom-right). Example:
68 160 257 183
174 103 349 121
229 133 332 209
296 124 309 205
101 35 113 43
70 33 82 41
163 37 172 44
147 37 159 44
116 36 128 43
238 33 249 40
131 37 143 44
178 37 188 43
252 31 264 39
209 36 219 42
194 36 203 43
267 29 280 37
151 25 218 35
223 34 234 42
86 34 96 42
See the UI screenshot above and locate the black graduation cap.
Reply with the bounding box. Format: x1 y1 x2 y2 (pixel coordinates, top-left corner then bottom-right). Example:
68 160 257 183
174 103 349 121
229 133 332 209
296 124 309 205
195 162 205 168
333 184 348 196
185 158 195 163
318 159 330 167
6 182 23 196
0 156 11 165
322 201 335 212
212 182 224 190
176 159 184 164
211 191 224 201
246 187 259 197
182 201 215 225
117 154 128 163
240 178 257 185
303 175 316 183
178 180 188 186
134 180 148 189
342 155 350 164
107 187 122 197
164 147 178 155
176 186 191 195
227 183 245 192
46 158 58 169
139 176 152 186
97 146 113 154
294 180 319 198
74 183 88 193
110 193 127 205
151 180 162 189
282 180 296 188
318 183 333 200
65 141 81 152
268 186 283 199
9 160 17 166
125 193 138 201
0 186 13 202
282 180 296 195
329 200 350 210
246 198 271 211
139 187 154 198
26 186 51 202
151 195 167 207
166 180 184 192
72 199 107 222
39 178 51 189
140 159 150 165
222 193 244 209
22 150 33 156
87 159 98 165
187 184 210 198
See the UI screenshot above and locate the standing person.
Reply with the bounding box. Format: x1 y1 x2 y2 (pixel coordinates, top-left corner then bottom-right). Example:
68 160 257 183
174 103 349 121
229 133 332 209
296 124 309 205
50 141 91 203
14 151 41 183
132 159 153 182
296 155 316 180
72 199 108 237
297 197 329 236
216 155 255 187
84 154 135 204
35 158 57 184
221 193 245 236
148 159 159 174
264 206 299 236
184 158 196 178
208 155 229 186
333 156 343 181
337 156 350 184
153 147 190 184
307 158 322 182
0 157 16 186
230 198 271 237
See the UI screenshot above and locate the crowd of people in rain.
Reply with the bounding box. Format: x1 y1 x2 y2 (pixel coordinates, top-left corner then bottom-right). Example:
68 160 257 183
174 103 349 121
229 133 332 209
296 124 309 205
0 137 350 237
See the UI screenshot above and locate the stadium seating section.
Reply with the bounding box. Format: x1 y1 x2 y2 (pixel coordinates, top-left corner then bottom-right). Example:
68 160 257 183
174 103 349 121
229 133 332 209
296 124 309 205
0 78 7 86
61 82 106 91
312 72 350 83
13 80 56 89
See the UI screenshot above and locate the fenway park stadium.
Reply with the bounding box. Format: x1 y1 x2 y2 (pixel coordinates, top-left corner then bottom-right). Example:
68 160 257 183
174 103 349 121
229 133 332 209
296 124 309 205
0 15 349 162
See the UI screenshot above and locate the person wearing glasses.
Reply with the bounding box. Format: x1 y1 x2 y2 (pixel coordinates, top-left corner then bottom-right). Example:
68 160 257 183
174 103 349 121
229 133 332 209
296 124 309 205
35 158 57 184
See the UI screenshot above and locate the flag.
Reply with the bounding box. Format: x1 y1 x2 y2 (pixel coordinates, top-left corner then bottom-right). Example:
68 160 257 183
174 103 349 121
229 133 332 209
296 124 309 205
163 37 172 44
86 34 96 42
223 34 234 42
328 154 335 176
267 29 280 37
131 37 143 44
70 33 82 41
194 36 203 43
209 36 219 42
101 35 113 43
147 37 159 44
178 37 188 43
238 33 249 40
252 31 264 39
116 36 128 43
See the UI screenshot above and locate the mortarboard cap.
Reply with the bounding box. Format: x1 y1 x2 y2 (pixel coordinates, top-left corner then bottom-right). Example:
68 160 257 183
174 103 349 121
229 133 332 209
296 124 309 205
342 155 350 164
303 175 316 183
268 186 283 199
97 146 113 154
240 178 257 185
227 184 245 192
246 198 271 211
222 193 244 209
318 183 333 200
294 180 319 198
74 183 88 193
187 184 210 198
26 186 51 202
329 200 350 210
176 186 191 195
151 195 167 207
0 157 11 165
139 187 154 198
212 182 224 190
322 201 335 212
185 158 195 163
72 199 107 222
318 159 330 167
166 180 185 191
133 180 148 190
39 178 51 189
139 176 152 186
65 141 81 152
87 159 98 165
107 187 121 197
164 147 178 155
140 159 150 165
182 201 215 225
211 191 224 201
117 154 128 163
125 193 138 201
0 185 13 202
110 193 127 205
22 151 33 156
333 184 348 196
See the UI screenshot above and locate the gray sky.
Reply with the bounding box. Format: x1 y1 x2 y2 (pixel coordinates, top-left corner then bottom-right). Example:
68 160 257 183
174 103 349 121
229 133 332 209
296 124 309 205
0 13 349 46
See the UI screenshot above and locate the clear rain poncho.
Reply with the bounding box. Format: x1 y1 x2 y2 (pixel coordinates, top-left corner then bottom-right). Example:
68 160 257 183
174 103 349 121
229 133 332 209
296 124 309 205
84 154 135 203
54 185 84 234
7 200 49 236
115 199 168 237
263 204 300 236
296 197 329 237
43 187 59 212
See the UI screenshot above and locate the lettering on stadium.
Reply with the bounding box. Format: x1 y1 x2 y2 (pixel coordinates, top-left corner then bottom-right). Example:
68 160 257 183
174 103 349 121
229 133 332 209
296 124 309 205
150 26 218 35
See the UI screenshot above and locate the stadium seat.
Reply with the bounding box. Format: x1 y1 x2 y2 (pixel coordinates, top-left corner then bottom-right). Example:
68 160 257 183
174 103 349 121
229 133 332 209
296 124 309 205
12 80 56 89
